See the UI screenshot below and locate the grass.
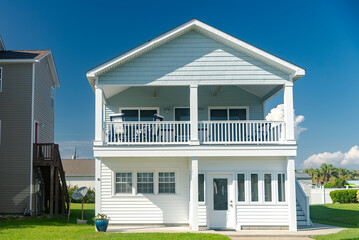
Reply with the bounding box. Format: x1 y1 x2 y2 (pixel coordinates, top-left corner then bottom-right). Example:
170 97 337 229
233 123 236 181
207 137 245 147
311 204 359 240
0 203 229 240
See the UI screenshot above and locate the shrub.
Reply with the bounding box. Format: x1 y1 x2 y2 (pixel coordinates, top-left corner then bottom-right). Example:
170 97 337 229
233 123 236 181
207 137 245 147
324 178 348 188
67 185 95 203
329 189 358 203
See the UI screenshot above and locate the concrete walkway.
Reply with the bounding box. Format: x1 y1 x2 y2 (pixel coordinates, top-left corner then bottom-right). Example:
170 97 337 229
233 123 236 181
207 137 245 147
107 223 345 239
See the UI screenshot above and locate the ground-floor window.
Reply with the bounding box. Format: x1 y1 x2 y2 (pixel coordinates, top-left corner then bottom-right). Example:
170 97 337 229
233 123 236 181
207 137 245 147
198 174 205 202
158 172 175 193
237 173 245 202
137 172 154 194
115 172 132 194
264 173 272 202
250 173 259 202
278 173 286 202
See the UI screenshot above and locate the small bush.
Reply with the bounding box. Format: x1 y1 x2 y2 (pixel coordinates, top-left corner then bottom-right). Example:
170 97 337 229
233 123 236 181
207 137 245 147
330 189 358 203
325 178 348 188
67 185 95 203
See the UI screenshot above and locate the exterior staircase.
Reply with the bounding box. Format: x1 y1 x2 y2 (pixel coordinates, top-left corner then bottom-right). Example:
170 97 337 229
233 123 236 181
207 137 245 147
33 143 70 216
296 178 312 226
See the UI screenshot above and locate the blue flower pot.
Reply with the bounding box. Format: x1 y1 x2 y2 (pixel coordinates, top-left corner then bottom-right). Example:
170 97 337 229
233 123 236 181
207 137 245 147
95 220 109 232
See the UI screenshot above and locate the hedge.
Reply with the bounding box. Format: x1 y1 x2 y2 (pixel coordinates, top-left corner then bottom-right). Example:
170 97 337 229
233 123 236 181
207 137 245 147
329 189 358 203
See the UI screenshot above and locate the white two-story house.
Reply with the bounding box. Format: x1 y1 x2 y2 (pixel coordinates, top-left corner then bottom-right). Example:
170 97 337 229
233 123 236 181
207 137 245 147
86 19 310 231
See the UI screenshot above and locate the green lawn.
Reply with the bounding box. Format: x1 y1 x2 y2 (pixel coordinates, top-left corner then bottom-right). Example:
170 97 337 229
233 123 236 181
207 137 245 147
311 204 359 240
0 203 229 240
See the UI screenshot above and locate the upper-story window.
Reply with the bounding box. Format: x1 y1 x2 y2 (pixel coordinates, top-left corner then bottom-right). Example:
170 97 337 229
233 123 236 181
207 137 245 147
51 87 55 108
209 107 248 120
174 108 190 121
0 67 2 92
121 108 158 121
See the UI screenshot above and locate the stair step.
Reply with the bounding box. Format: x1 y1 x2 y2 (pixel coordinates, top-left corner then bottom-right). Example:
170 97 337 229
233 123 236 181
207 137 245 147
297 220 307 226
297 215 306 221
296 206 301 210
297 210 304 216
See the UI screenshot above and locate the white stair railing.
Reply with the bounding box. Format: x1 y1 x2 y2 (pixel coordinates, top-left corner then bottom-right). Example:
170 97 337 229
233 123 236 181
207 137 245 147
295 178 311 225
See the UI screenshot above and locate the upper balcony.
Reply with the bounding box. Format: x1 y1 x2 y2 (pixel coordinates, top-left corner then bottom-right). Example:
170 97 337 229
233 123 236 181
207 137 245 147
94 84 294 147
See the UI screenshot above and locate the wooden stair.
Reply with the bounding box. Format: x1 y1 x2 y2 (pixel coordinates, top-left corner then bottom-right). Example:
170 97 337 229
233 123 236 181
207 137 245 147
33 143 70 216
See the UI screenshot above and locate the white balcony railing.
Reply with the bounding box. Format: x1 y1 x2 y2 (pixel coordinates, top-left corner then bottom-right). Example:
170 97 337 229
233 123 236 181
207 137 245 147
199 121 285 144
105 120 285 145
106 121 191 145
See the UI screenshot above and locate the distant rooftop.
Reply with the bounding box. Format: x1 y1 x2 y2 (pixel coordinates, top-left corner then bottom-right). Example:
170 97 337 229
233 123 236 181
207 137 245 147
296 172 312 179
62 159 95 177
0 50 50 60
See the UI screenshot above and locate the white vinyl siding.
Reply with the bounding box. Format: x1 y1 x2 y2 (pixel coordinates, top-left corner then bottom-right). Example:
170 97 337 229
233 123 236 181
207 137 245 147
101 157 189 224
237 205 289 227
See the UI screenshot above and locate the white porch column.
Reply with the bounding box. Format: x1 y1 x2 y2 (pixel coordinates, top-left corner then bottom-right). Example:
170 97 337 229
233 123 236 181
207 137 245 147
190 85 199 145
284 82 295 143
94 81 104 145
190 157 199 231
287 157 297 231
95 157 102 215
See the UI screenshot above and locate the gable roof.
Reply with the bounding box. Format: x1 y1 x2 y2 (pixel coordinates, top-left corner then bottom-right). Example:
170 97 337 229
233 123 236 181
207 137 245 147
87 19 305 89
0 50 60 88
0 50 50 60
62 159 95 177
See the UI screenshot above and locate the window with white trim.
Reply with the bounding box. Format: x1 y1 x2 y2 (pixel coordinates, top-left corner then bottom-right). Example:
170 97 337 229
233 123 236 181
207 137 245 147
209 107 247 120
137 172 154 193
237 173 245 202
51 87 55 108
115 172 132 194
0 67 2 92
264 173 272 202
278 173 286 202
198 174 205 202
250 173 259 202
158 172 175 194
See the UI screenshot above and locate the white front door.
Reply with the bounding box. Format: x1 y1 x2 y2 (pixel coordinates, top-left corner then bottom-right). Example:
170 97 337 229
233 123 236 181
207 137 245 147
208 174 235 229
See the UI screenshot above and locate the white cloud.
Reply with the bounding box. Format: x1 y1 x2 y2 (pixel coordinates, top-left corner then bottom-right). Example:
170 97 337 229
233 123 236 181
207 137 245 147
303 145 359 169
266 104 307 139
57 140 93 159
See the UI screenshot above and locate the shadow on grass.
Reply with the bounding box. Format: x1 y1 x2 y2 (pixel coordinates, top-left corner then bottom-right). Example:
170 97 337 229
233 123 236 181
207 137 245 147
310 204 359 228
0 204 95 230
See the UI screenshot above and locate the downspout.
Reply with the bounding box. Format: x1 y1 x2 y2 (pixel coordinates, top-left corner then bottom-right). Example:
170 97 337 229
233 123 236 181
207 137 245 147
29 63 35 214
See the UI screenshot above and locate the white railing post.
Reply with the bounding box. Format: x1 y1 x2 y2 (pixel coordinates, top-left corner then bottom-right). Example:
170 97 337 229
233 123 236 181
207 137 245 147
94 80 104 145
284 81 295 144
190 85 199 145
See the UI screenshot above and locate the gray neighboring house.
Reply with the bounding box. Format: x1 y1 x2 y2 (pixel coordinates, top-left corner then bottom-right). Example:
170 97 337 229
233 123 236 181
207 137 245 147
0 37 61 215
62 159 95 189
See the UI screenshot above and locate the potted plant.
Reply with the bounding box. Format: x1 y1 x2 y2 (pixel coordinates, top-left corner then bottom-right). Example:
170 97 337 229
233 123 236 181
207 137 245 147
93 213 110 232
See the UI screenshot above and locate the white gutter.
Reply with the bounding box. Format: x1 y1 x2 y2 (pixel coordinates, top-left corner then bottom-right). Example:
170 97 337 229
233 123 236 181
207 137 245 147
0 59 39 63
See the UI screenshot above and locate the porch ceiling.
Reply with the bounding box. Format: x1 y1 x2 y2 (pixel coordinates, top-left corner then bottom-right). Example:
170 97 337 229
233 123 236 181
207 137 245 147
102 84 283 101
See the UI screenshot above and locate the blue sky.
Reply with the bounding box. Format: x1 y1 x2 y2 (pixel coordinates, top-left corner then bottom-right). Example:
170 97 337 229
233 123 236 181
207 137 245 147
1 0 358 169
